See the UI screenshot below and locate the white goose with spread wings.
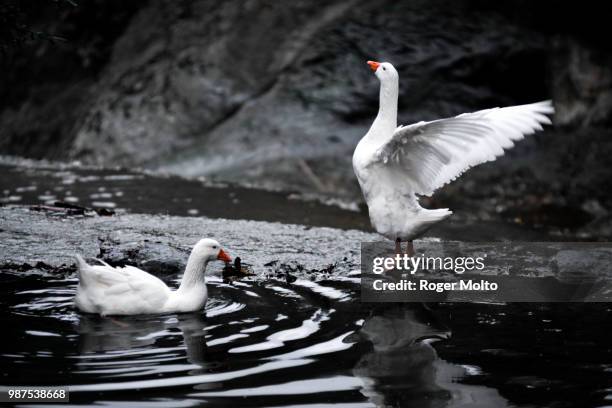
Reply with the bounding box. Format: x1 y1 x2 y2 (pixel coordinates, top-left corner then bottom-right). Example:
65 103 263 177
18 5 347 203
352 61 554 252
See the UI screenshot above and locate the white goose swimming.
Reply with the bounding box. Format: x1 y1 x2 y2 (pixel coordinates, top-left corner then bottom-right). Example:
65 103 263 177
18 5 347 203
353 60 554 254
75 238 231 315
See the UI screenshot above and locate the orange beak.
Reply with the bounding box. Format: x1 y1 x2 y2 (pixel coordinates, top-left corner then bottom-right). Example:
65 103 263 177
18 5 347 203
367 60 380 72
217 249 232 263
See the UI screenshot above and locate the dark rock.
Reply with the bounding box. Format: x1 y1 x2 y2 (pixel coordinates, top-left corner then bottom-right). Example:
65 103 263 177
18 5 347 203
29 201 115 217
1 0 610 206
2 206 611 303
98 235 186 276
30 204 87 217
0 206 371 279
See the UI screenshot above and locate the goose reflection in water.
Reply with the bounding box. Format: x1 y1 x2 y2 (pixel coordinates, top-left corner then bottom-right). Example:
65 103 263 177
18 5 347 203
76 313 210 369
74 301 507 406
352 304 509 408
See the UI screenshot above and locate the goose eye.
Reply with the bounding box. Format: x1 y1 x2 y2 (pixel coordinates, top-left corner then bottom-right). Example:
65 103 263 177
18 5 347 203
212 245 218 249
382 67 386 71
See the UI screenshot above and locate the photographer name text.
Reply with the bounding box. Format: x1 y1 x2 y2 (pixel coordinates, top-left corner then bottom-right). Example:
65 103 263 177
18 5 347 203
372 279 498 292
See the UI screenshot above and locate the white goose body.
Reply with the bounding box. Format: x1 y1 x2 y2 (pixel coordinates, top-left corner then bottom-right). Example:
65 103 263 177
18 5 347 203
74 238 231 316
353 61 554 242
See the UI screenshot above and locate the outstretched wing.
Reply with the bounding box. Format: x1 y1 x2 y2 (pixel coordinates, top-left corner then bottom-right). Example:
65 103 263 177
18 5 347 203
371 101 554 196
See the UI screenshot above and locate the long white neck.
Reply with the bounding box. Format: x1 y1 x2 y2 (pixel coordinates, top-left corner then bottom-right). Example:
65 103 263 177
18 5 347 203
177 253 208 292
372 77 398 134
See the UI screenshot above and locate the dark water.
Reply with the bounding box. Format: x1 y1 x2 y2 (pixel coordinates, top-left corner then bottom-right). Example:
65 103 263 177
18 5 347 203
1 161 611 407
1 271 611 407
0 161 554 241
0 163 369 230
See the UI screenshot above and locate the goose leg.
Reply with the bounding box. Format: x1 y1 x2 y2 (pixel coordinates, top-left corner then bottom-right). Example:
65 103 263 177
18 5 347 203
395 238 402 254
406 240 415 257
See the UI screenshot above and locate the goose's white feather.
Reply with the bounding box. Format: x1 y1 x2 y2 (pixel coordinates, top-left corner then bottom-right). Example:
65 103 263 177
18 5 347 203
352 61 554 241
74 238 229 315
375 101 554 197
75 256 170 315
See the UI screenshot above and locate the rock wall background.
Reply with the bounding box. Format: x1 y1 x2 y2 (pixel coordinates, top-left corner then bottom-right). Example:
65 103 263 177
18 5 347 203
1 0 611 235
